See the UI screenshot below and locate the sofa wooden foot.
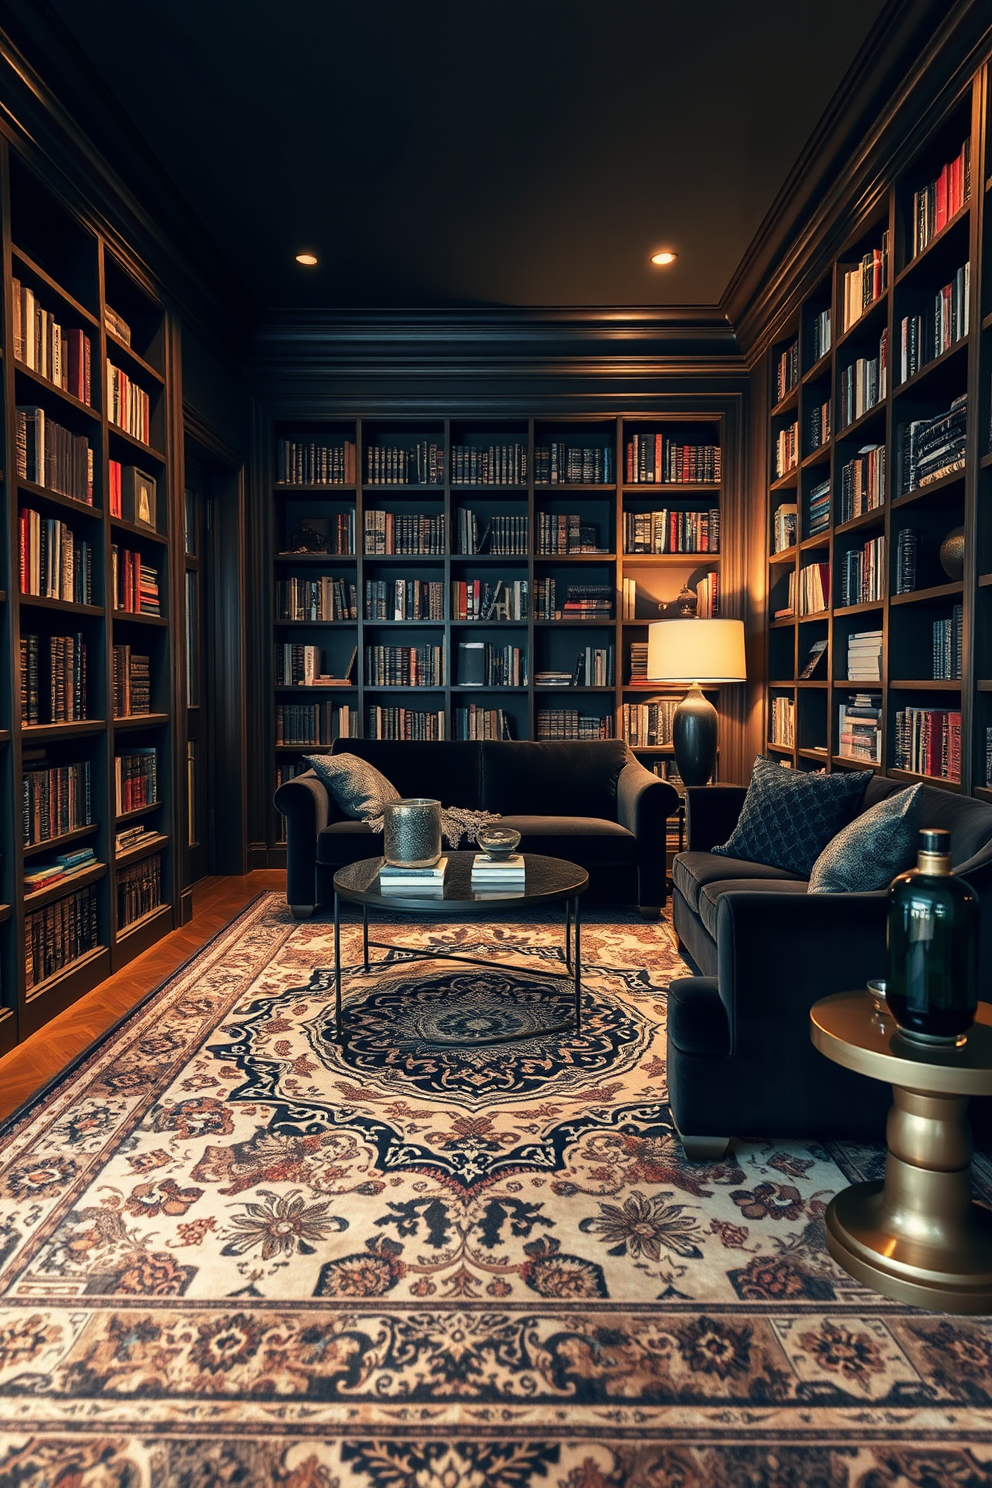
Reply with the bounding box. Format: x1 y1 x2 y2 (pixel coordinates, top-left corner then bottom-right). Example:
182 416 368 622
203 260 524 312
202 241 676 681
638 905 661 921
677 1130 730 1162
291 904 316 921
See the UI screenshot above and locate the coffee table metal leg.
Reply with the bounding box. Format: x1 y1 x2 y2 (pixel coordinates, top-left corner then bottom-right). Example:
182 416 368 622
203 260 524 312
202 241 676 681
573 895 582 1033
362 905 370 972
564 899 573 974
333 890 343 1044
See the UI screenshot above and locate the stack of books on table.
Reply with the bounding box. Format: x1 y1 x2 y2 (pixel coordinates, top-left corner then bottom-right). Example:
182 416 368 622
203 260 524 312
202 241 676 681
471 853 526 896
378 857 448 894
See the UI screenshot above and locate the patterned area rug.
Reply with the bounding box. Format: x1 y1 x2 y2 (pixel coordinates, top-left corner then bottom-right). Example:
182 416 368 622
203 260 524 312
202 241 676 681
1 893 991 1487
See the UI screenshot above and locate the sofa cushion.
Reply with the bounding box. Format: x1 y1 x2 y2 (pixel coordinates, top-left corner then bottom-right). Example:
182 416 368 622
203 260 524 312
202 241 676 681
672 850 805 913
480 739 626 818
330 740 483 808
305 752 399 820
713 756 874 876
496 814 636 865
809 784 922 893
916 786 992 868
668 976 730 1057
698 877 809 941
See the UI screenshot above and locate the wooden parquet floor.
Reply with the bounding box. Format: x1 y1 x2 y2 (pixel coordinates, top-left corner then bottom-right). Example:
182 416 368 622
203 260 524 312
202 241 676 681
0 871 287 1125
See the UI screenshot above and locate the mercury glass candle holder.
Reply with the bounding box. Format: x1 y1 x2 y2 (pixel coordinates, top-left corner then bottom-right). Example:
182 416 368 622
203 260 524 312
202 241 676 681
382 798 442 867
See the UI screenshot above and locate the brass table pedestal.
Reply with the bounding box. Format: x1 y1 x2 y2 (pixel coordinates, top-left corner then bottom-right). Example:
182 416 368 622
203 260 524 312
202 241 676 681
810 992 992 1314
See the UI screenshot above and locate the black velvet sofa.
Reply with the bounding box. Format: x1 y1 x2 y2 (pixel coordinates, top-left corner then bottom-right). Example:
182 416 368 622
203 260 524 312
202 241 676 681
667 778 992 1157
274 738 678 919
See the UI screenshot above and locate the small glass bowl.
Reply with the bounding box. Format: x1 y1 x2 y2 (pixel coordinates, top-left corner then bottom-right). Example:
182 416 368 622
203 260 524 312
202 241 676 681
867 979 888 1015
476 826 521 860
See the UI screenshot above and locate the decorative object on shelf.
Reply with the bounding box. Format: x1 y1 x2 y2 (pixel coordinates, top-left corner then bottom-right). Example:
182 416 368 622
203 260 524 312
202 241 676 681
287 519 330 553
886 827 978 1043
121 467 157 530
672 583 698 617
382 798 443 868
475 825 521 860
939 526 966 581
646 618 746 786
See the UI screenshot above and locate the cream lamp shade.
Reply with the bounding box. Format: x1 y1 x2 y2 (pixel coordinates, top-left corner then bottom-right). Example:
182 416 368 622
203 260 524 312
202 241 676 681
646 618 747 683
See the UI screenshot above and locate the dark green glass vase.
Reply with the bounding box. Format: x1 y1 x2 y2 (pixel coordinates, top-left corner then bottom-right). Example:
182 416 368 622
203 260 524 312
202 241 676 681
886 827 978 1042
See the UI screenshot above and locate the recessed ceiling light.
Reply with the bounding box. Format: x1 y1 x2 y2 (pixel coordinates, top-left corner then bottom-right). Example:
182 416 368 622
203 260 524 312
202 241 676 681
650 250 678 266
295 252 318 266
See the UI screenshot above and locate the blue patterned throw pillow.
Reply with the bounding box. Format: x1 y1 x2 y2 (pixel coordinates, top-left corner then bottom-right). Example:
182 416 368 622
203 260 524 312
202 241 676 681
712 757 874 877
808 784 923 893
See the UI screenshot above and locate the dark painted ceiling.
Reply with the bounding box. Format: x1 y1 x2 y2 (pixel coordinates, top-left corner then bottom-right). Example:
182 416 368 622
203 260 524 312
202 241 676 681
43 0 889 310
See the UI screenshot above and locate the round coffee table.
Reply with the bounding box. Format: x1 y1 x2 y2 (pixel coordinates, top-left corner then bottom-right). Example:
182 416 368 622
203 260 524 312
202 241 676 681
332 852 589 1047
810 990 992 1313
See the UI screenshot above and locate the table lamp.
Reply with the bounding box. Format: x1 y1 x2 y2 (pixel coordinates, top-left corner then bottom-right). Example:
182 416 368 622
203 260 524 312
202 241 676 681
646 618 746 786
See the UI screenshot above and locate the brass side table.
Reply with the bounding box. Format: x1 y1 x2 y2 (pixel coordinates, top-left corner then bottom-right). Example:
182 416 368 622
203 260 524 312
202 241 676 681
810 991 992 1314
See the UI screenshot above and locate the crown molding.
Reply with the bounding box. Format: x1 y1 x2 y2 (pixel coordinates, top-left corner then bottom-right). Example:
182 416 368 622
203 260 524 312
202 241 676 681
722 0 992 362
0 1 251 360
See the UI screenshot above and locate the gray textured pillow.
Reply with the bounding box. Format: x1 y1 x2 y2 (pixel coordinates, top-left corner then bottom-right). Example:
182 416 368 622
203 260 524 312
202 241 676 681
303 753 400 820
808 784 923 893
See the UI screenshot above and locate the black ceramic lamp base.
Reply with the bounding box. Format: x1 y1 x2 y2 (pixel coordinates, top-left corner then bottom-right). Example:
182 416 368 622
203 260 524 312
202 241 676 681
673 685 718 787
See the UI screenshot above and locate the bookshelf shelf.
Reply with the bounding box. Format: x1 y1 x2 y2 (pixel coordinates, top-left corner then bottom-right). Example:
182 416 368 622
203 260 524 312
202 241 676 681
11 245 101 326
25 947 110 1004
107 426 166 464
24 862 107 910
16 480 102 519
113 712 170 731
14 361 100 420
889 679 962 690
111 612 169 628
890 581 964 605
22 719 106 740
116 902 171 942
116 832 170 866
23 826 97 859
109 516 169 547
895 200 971 283
115 803 163 825
0 906 9 924
19 595 104 617
105 329 166 385
891 468 967 509
893 336 968 399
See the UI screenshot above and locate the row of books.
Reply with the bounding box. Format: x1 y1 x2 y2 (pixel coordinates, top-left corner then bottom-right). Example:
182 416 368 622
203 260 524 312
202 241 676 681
774 422 799 479
22 759 91 846
458 511 529 556
628 640 649 684
809 307 832 363
562 584 613 619
117 853 163 929
842 231 889 332
24 844 97 898
772 502 797 553
366 707 445 740
364 644 445 687
775 340 799 405
452 706 514 740
364 579 443 622
280 513 356 556
894 527 920 594
450 443 527 485
839 329 887 430
275 703 353 745
807 398 831 451
534 646 614 688
933 605 963 681
16 406 94 504
839 445 885 522
107 362 151 446
899 393 967 494
894 707 961 781
19 509 94 603
25 882 99 991
115 748 158 814
366 442 444 485
364 510 445 555
624 437 721 485
277 577 358 622
451 578 529 621
807 481 830 537
769 695 795 747
898 264 970 382
838 694 882 763
536 513 607 555
622 508 719 554
987 727 992 789
111 645 151 716
838 535 885 608
535 444 613 484
277 439 357 485
696 571 720 618
20 633 87 724
457 641 526 687
281 643 355 687
111 547 160 616
12 279 92 404
116 822 157 855
534 578 558 621
619 697 679 748
847 630 883 682
912 137 970 257
536 710 615 740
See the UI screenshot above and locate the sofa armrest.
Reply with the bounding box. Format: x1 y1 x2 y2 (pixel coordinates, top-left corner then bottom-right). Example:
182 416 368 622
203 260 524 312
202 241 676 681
616 758 679 853
715 889 889 1051
273 770 331 911
685 785 748 852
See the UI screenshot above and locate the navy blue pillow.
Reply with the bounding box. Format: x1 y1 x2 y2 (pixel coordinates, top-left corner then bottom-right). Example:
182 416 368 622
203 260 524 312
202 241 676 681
713 757 874 877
